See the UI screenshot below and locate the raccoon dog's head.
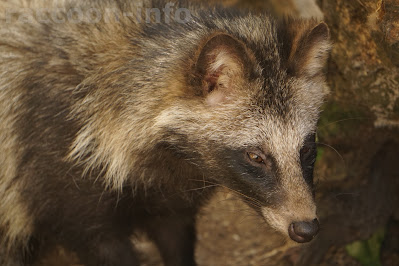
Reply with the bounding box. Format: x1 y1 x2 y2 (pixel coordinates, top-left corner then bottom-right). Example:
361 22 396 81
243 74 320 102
157 18 331 243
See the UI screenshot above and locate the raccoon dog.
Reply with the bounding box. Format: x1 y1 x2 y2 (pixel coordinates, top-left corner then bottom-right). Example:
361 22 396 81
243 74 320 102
0 0 331 265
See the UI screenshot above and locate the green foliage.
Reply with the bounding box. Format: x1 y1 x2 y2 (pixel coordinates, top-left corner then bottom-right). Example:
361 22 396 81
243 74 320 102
345 228 386 266
316 147 324 162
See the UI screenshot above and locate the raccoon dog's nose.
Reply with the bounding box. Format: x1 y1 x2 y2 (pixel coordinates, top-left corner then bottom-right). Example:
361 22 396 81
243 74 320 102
288 218 319 243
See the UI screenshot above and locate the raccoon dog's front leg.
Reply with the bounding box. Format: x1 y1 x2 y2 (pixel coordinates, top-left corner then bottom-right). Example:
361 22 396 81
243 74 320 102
145 212 197 266
72 234 140 266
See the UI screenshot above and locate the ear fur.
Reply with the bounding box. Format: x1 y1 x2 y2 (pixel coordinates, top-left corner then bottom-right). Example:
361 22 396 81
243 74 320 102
193 33 252 106
286 21 331 77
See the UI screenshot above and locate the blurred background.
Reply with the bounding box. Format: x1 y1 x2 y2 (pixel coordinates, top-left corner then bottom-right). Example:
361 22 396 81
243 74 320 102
38 0 399 265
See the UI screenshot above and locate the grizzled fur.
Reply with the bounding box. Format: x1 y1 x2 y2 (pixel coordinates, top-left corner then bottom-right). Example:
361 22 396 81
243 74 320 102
0 0 331 265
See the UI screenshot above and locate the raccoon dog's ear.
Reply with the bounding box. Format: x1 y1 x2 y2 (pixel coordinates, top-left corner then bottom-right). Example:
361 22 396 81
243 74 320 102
193 33 252 106
287 21 331 77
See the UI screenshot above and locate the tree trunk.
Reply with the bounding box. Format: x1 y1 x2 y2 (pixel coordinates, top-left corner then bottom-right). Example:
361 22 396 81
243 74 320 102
300 0 399 264
320 0 399 127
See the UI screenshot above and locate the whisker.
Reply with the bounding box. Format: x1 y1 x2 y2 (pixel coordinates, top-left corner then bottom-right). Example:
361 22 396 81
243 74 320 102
315 142 345 165
181 184 220 193
188 179 263 208
330 192 360 198
202 196 261 214
319 117 370 129
237 214 259 225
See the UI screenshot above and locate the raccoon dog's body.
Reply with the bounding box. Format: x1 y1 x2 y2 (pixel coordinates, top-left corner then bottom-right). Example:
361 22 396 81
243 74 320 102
0 0 331 265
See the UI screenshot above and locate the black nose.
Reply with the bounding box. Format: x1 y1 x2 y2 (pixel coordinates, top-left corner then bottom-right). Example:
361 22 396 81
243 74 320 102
288 218 319 243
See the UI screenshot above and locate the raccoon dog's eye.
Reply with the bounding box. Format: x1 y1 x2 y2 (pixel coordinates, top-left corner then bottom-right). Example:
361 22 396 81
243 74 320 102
301 145 311 155
247 152 264 164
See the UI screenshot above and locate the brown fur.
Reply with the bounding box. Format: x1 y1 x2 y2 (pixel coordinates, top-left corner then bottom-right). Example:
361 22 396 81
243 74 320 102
0 0 331 265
